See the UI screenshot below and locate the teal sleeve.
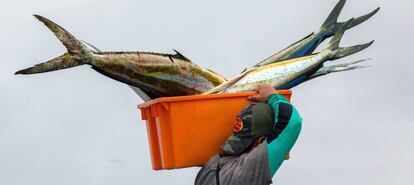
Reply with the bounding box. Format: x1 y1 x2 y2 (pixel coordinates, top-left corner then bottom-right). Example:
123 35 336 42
266 94 302 177
267 94 290 124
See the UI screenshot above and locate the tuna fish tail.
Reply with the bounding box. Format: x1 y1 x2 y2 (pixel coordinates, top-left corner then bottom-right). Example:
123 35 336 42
320 0 380 36
325 19 374 60
15 15 92 75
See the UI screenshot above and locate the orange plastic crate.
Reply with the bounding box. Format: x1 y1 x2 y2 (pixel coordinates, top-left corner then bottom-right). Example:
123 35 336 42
138 90 292 170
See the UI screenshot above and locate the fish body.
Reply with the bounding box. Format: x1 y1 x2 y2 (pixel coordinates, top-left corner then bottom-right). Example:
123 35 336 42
226 54 327 93
216 20 374 93
90 51 225 98
15 15 226 99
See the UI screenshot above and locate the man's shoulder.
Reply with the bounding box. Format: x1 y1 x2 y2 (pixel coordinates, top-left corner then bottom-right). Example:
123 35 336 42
221 143 272 185
195 154 238 185
196 144 271 185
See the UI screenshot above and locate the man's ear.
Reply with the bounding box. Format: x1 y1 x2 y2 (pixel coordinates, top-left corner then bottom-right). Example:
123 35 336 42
258 136 266 143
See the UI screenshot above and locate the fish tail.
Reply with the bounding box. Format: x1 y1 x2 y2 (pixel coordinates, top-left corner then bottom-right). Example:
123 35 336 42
15 15 92 75
320 0 380 37
306 58 372 82
320 0 347 30
345 7 380 30
325 19 374 60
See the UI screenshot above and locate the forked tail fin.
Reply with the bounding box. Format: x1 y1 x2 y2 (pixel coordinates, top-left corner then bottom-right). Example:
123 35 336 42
15 15 92 75
252 0 379 68
321 0 347 28
320 0 380 37
325 19 374 60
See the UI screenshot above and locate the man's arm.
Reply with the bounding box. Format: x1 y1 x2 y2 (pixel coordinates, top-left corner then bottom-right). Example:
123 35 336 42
249 84 302 177
266 93 302 176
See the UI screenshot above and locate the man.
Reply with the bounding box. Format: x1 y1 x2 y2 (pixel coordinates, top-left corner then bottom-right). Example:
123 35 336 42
195 84 302 185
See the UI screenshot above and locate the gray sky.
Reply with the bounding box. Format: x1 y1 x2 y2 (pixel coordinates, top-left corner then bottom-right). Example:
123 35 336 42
1 0 413 184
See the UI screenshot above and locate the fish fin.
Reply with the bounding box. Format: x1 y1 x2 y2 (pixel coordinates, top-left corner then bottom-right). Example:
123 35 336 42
33 15 91 55
81 40 102 52
252 1 378 68
306 58 372 81
332 41 374 60
173 49 191 62
325 18 374 60
347 7 380 30
202 79 236 95
320 0 380 34
203 68 255 94
326 18 352 51
15 53 78 75
128 85 153 102
16 15 93 75
321 0 346 28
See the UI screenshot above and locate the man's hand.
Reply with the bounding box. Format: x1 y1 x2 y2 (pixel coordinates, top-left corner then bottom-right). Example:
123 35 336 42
248 84 279 102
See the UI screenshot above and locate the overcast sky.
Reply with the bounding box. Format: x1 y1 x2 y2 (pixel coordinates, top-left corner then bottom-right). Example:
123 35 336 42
1 0 413 185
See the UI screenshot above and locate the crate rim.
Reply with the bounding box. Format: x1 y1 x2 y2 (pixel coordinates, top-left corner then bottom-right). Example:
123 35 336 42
138 90 292 109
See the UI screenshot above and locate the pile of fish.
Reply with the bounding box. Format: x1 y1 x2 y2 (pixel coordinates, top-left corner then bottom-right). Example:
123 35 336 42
16 0 379 102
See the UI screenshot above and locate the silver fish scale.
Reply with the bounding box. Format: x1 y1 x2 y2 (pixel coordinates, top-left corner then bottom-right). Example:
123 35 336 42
236 60 315 85
224 54 327 93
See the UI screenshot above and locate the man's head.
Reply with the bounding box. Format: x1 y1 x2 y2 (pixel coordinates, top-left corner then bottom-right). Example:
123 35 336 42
220 102 274 155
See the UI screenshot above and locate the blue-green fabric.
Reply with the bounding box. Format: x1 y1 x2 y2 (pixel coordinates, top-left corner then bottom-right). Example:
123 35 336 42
266 94 302 177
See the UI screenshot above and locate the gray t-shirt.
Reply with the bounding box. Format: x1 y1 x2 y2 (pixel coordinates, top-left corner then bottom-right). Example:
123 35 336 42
195 141 272 185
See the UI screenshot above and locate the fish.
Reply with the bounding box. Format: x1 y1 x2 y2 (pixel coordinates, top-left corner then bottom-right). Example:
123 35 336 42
15 15 227 101
243 0 379 88
252 0 379 68
205 0 379 93
304 58 372 83
15 0 378 101
204 19 374 94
